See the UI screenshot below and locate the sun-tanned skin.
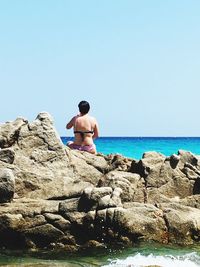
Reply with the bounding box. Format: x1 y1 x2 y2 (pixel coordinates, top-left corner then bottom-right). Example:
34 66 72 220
66 102 99 154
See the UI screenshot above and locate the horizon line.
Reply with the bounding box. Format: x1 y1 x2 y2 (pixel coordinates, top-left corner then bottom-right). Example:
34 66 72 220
61 136 200 138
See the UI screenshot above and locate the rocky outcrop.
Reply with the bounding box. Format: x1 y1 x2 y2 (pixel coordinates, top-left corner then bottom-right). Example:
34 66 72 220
1 112 200 251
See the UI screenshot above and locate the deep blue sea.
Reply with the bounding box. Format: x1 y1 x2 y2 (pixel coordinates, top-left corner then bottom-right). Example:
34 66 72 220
62 137 200 159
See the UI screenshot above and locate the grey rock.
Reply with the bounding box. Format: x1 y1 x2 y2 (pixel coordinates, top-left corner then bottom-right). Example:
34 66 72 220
106 154 133 172
130 152 165 186
44 213 71 231
178 150 198 167
102 170 145 202
23 215 46 229
79 187 113 211
112 203 167 243
0 118 27 148
0 148 15 164
0 213 24 229
160 202 200 244
0 168 15 203
59 198 80 214
24 223 64 247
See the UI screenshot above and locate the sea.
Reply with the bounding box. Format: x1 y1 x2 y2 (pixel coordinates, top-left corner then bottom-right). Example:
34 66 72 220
62 136 200 160
1 137 200 266
1 243 200 267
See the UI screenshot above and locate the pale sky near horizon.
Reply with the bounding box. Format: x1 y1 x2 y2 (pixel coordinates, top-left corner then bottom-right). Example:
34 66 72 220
0 0 200 136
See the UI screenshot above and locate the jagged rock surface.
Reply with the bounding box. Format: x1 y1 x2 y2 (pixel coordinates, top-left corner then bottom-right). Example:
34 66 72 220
0 113 200 250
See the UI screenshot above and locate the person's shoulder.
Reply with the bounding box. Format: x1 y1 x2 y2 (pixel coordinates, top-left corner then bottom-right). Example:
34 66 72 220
89 115 97 122
74 114 81 120
89 116 98 127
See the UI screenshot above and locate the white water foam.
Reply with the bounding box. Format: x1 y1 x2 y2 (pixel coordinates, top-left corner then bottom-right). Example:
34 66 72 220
103 252 200 267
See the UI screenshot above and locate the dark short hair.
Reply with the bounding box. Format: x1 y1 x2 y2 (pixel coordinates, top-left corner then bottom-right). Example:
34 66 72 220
78 101 90 114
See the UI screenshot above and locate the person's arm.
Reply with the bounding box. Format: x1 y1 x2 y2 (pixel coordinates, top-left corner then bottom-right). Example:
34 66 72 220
66 115 78 129
93 119 99 139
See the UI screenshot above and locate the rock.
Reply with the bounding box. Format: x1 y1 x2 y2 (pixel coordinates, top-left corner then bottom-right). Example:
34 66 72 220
72 150 109 173
0 213 25 230
23 215 46 229
66 148 104 186
0 112 105 200
79 187 113 212
90 187 113 202
0 168 15 203
0 213 27 248
147 174 193 203
84 239 105 248
160 203 200 245
179 195 200 209
130 152 166 187
44 213 71 232
1 113 200 250
0 198 60 216
24 224 64 248
0 148 15 164
0 118 27 148
178 150 198 167
182 167 199 180
98 188 123 209
58 198 87 224
102 170 145 202
59 198 80 214
36 112 54 124
128 151 196 203
111 203 167 243
142 151 166 160
106 154 133 171
98 195 112 209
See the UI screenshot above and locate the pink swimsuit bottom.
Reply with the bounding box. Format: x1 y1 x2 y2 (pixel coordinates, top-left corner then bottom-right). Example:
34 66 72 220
67 142 96 152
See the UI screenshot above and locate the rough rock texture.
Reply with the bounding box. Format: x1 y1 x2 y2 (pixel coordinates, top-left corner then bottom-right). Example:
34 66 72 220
1 112 200 251
0 168 15 203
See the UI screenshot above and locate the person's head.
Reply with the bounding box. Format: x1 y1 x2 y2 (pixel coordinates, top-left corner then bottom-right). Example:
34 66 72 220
78 100 90 115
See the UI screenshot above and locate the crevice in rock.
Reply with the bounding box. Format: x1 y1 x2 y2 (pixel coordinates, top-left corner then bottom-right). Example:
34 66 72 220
185 163 200 175
78 194 96 213
70 221 91 245
0 229 26 249
193 177 200 195
143 188 148 203
162 213 170 244
24 221 47 230
142 173 149 191
43 217 69 233
191 228 200 242
2 128 21 149
48 193 82 201
104 208 120 243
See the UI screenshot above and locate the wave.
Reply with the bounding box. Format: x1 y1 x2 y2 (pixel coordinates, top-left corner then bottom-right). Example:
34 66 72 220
102 252 200 267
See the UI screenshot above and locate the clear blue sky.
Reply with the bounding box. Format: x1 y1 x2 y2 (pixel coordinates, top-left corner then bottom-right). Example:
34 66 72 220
0 0 200 136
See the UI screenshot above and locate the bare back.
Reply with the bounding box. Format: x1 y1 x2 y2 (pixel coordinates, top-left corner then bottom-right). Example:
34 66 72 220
74 114 97 145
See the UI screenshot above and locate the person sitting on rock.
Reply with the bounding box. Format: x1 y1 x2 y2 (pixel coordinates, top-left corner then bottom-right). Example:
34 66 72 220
66 100 99 154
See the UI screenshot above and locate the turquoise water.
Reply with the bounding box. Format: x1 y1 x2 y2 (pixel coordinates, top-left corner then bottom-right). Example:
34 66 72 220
1 243 200 266
62 137 200 159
